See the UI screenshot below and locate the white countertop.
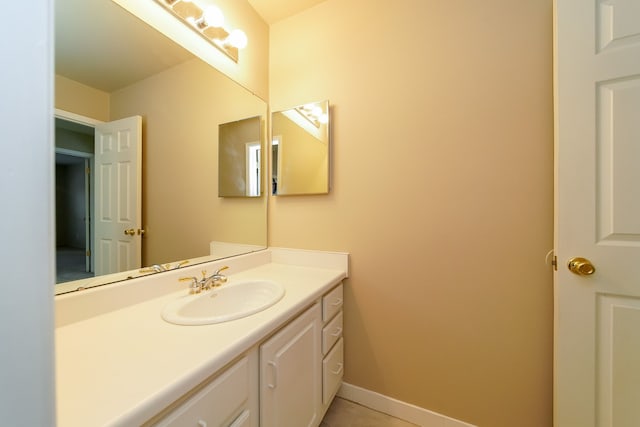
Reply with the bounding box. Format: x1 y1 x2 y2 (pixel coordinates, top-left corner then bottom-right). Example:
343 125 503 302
55 249 348 426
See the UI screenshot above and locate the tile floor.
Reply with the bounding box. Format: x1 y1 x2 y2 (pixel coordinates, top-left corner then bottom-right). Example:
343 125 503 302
320 397 419 427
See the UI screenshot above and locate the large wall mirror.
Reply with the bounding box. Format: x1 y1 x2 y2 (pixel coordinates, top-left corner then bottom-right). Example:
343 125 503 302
272 100 330 195
54 0 267 294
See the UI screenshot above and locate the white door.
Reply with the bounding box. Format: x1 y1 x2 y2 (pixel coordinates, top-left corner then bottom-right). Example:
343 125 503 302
94 116 142 276
555 1 640 426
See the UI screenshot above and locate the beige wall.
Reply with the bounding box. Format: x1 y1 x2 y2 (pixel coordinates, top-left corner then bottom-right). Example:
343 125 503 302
110 58 267 265
54 74 109 121
269 1 554 426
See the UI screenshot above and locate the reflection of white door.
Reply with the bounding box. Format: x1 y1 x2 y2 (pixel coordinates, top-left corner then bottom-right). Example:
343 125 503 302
555 1 640 426
245 142 261 196
94 116 142 276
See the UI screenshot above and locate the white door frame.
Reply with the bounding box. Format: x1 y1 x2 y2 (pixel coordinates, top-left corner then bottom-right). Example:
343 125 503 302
55 109 103 127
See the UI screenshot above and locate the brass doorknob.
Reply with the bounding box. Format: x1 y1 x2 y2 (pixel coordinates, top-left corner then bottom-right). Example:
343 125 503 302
567 257 595 276
124 228 136 236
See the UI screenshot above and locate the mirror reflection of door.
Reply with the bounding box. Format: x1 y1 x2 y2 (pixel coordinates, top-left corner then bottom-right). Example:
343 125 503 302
93 115 143 276
246 142 261 197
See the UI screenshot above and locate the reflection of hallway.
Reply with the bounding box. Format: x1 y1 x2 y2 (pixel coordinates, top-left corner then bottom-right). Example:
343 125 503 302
55 117 94 285
56 247 93 284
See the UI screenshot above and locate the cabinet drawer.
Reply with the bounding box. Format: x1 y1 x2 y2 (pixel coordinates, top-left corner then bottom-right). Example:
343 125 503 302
322 311 343 355
322 284 343 322
154 356 250 427
322 338 344 405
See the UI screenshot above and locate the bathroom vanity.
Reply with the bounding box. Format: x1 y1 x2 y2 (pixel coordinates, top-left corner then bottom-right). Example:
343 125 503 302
55 248 348 427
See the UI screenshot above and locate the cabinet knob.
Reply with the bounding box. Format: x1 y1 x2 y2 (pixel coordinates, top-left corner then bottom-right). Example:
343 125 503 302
331 362 344 376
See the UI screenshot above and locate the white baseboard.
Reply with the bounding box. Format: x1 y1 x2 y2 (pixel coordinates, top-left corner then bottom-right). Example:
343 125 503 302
337 382 477 427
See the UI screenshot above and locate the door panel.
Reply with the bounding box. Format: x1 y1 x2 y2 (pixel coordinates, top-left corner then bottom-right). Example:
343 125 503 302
597 78 640 243
597 0 640 52
94 115 142 276
597 296 640 426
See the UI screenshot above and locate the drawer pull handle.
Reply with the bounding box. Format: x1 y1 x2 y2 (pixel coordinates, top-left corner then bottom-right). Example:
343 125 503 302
331 298 343 306
267 361 278 389
229 410 250 427
331 327 343 337
331 362 344 376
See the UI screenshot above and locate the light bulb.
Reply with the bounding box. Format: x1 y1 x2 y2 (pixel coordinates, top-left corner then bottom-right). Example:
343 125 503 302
319 114 329 124
227 29 248 49
312 106 323 116
202 6 224 27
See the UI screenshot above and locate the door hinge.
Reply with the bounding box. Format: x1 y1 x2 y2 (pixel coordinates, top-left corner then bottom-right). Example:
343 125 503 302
546 249 557 271
86 250 91 257
86 167 91 174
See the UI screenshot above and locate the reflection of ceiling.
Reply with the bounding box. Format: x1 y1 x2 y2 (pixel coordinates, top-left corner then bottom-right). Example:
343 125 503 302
246 0 328 25
55 0 194 92
55 0 328 93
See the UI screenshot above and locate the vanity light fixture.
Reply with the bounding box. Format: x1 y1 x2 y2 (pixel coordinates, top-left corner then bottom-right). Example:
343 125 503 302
153 0 248 62
295 103 329 128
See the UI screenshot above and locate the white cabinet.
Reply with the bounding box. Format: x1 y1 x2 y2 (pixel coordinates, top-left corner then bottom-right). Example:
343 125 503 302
260 303 322 427
260 282 344 427
145 351 258 427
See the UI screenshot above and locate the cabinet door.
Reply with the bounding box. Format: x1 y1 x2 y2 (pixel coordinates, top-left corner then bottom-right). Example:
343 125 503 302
260 303 322 427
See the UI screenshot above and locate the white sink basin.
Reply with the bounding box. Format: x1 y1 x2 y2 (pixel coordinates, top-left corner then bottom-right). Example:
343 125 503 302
161 280 285 325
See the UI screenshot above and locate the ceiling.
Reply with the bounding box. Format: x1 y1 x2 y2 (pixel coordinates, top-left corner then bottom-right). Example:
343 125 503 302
247 0 328 25
55 0 327 93
55 0 194 92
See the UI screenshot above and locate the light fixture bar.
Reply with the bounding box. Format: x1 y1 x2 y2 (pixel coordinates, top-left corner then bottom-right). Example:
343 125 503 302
153 0 246 63
294 104 328 128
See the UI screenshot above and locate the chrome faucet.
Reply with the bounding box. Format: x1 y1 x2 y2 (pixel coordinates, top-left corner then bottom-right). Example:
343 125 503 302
141 264 166 273
140 260 189 274
180 266 229 294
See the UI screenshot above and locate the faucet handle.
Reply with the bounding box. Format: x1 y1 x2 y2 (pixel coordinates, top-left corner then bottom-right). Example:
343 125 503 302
179 276 201 293
175 260 189 269
214 266 229 275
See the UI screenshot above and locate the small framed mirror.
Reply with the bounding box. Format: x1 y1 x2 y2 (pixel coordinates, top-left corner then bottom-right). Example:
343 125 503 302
218 116 263 197
272 100 330 195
